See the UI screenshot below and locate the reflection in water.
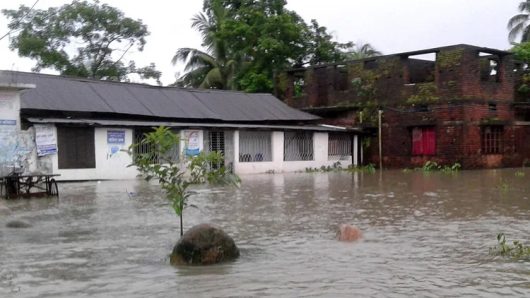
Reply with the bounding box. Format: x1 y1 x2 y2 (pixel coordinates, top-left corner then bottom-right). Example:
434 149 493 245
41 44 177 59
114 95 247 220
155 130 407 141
0 169 529 297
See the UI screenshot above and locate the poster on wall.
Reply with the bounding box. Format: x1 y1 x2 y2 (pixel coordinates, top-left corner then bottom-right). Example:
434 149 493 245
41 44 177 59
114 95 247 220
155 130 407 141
35 124 58 156
0 119 17 164
184 130 201 156
107 130 125 158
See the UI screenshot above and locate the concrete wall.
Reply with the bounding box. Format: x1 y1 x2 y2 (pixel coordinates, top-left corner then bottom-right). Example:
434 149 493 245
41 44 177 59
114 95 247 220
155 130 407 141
22 126 358 180
234 131 357 174
48 127 138 181
0 88 37 175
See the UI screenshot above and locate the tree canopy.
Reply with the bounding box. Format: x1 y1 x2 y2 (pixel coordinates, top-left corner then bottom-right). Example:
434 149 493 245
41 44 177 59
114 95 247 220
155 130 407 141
2 0 161 83
175 0 378 92
508 1 530 43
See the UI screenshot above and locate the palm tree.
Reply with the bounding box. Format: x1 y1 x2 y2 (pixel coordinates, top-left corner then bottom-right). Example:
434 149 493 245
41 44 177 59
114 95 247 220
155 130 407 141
172 48 236 89
508 1 530 43
346 43 382 60
172 0 239 89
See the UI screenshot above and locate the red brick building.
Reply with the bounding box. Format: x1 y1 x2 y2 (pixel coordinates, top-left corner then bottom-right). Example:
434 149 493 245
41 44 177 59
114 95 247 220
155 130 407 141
276 44 530 169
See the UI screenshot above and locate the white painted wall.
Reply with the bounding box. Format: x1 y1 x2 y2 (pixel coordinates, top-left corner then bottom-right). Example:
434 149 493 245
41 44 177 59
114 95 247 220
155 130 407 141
23 126 359 180
49 127 138 181
234 131 357 175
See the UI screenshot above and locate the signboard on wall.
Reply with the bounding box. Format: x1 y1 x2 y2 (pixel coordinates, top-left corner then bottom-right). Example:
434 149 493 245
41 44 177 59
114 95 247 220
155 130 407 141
184 130 201 156
107 130 125 159
35 124 57 156
107 130 125 144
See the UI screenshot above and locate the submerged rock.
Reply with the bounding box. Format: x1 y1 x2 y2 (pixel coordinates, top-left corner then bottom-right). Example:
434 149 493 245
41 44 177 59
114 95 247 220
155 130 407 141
337 224 362 242
170 223 239 265
6 220 32 228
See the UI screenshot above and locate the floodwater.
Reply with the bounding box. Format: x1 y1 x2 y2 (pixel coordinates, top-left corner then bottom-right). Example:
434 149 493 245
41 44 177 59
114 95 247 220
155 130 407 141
0 169 529 297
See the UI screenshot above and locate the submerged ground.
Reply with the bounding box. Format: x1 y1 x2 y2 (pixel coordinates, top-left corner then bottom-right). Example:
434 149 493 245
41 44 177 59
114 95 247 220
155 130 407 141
0 169 529 297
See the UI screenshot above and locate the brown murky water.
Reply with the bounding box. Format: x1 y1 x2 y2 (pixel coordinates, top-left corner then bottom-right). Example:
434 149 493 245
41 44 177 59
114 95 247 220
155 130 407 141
0 169 529 297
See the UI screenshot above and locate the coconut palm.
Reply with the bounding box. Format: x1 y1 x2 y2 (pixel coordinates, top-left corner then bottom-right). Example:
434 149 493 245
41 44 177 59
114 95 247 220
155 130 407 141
508 1 530 42
172 47 237 89
346 43 382 60
172 0 239 89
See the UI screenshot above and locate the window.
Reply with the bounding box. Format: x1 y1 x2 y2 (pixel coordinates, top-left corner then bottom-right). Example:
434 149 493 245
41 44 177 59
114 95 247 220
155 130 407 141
133 129 179 163
284 131 313 161
239 131 272 162
328 133 352 160
488 103 497 111
208 131 225 168
407 53 436 84
293 75 306 97
57 126 95 169
478 52 501 82
482 126 503 154
412 126 436 155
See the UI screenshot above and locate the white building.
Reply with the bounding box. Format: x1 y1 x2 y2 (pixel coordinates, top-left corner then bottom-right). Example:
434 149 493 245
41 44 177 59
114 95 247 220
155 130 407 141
0 71 361 181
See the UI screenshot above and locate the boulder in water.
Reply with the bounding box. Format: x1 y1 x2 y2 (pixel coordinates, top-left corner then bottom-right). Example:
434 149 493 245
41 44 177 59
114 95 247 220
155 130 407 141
337 224 362 242
170 223 239 265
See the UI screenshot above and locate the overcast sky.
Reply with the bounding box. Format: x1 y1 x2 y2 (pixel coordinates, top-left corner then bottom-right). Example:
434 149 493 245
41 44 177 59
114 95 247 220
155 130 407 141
0 0 522 85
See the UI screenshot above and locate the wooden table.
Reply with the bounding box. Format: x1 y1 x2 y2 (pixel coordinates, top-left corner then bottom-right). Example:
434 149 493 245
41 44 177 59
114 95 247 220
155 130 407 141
0 173 60 199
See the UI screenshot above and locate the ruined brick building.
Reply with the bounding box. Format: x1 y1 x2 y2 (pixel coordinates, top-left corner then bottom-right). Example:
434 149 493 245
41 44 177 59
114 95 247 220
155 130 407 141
276 44 530 169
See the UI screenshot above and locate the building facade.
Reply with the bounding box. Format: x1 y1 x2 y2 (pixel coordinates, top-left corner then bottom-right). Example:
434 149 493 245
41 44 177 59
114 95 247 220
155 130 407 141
0 71 360 181
277 44 530 169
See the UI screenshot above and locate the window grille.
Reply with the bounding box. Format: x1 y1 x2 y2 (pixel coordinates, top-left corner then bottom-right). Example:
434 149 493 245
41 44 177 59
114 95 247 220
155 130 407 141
239 131 272 162
208 131 225 168
328 133 352 160
482 126 503 154
284 131 313 161
133 129 179 163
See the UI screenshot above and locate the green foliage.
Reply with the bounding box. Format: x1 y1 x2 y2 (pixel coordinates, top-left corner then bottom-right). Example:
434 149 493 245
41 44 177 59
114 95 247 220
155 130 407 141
518 74 530 95
512 41 530 63
515 170 525 177
130 126 239 236
436 48 464 69
176 0 368 92
305 161 343 173
2 0 161 83
421 161 461 173
305 19 354 65
350 163 376 173
406 83 440 105
422 161 440 172
303 162 376 174
345 43 382 60
490 233 530 260
508 2 530 42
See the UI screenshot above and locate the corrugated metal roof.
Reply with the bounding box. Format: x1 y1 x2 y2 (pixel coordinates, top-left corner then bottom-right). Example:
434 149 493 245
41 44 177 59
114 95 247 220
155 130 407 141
0 70 318 122
26 117 360 132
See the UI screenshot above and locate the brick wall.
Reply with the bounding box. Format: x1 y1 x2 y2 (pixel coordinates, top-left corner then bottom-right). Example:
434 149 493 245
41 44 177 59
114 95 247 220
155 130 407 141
278 44 530 169
364 102 530 169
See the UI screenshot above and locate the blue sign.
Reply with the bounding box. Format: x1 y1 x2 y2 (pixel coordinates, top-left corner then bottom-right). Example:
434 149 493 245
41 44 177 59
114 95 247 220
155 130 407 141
107 130 125 144
0 119 16 125
185 148 200 156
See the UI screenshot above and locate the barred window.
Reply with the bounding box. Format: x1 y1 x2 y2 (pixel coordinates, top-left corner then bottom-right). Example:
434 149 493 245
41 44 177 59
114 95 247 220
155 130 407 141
328 133 352 160
482 126 503 154
239 131 272 162
133 129 179 163
208 131 225 169
284 131 313 161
